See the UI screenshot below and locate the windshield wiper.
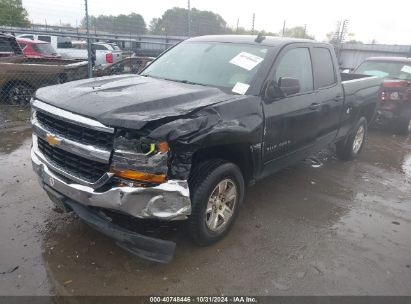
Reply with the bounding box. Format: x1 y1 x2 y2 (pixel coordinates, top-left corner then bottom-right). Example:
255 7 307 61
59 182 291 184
163 78 207 86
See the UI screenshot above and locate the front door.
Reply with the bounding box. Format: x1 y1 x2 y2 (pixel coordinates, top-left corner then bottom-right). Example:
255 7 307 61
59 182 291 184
262 46 320 170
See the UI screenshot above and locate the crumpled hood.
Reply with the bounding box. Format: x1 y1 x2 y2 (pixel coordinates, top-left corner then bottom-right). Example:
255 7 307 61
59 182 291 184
35 74 233 129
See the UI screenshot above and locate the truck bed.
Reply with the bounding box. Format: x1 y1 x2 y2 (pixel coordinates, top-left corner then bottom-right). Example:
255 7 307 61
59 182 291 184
337 73 382 139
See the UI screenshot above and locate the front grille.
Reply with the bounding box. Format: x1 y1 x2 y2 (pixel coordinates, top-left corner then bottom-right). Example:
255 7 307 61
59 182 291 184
36 111 114 150
38 137 109 183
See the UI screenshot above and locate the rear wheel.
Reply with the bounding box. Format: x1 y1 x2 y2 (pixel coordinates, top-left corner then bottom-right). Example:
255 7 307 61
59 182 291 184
7 83 34 106
187 160 244 246
336 117 367 161
396 116 411 135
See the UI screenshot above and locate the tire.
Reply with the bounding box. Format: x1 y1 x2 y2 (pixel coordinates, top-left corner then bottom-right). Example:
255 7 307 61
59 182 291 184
336 117 367 161
7 83 34 106
187 159 245 246
395 116 411 135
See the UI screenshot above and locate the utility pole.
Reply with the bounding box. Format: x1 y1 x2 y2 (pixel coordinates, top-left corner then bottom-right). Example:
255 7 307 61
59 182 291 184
187 0 191 37
282 20 286 36
236 18 239 33
84 0 92 78
304 24 307 38
251 13 255 35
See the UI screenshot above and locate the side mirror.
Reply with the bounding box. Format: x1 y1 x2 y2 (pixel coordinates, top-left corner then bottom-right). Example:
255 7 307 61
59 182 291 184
342 69 350 74
265 80 284 101
278 77 300 96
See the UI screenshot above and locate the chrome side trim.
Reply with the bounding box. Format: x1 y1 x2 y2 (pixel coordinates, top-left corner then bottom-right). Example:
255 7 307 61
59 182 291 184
32 135 114 189
32 115 111 163
31 99 114 134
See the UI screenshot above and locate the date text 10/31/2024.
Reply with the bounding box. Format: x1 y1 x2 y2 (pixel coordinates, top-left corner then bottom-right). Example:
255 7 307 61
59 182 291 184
149 296 258 303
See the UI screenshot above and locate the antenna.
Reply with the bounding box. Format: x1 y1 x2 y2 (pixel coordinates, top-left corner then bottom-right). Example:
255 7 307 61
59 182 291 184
255 32 265 43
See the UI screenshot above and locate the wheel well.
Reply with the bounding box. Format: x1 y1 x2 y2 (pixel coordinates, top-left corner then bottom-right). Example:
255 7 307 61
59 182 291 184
3 80 33 93
358 102 377 124
191 144 254 184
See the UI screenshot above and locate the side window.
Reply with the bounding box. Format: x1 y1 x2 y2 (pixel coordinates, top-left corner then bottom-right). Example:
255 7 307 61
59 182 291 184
57 37 72 49
92 44 106 51
38 36 51 43
21 35 33 40
312 47 336 88
275 48 313 94
0 40 13 52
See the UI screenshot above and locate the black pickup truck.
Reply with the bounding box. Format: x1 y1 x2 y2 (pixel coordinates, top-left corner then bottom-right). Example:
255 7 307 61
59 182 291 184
31 35 381 262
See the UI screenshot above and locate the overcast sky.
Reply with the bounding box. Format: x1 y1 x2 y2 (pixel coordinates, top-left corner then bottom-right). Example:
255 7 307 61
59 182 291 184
22 0 411 44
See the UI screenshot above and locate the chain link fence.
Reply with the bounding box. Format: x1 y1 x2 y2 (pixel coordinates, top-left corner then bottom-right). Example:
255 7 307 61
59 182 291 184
0 0 186 106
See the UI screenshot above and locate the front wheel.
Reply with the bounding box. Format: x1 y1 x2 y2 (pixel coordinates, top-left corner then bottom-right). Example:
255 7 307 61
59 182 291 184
336 117 368 161
187 160 244 246
7 83 34 106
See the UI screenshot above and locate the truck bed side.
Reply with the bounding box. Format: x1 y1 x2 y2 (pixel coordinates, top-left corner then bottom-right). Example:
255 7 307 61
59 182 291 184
337 74 381 140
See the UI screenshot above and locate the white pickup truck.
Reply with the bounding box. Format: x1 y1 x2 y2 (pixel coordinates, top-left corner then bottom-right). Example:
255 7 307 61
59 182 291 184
17 34 122 67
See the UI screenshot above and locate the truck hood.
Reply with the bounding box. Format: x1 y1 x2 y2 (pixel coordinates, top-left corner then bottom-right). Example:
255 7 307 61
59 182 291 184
35 74 234 129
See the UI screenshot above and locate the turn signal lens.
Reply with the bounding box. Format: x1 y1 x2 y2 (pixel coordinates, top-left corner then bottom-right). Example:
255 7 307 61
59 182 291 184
110 168 166 183
157 141 169 153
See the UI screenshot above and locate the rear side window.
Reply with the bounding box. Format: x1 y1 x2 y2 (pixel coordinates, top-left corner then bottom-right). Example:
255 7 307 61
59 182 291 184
275 48 314 93
312 47 336 88
57 37 72 49
38 36 51 43
20 35 33 40
92 44 108 51
0 39 13 52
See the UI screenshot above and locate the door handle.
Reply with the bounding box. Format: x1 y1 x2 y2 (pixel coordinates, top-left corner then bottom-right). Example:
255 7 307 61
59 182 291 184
334 95 343 102
309 103 321 110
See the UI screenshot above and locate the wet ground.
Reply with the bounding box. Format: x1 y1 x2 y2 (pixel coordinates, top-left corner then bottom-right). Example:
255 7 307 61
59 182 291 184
0 106 410 296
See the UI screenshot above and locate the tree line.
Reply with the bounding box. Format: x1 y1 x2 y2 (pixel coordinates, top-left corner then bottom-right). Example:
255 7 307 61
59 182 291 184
1 2 318 39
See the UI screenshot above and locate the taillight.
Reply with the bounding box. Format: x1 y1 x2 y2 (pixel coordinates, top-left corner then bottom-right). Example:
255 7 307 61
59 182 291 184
381 90 401 101
106 53 113 63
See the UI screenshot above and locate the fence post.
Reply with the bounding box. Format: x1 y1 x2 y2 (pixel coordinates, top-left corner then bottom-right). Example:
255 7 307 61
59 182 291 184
84 0 93 78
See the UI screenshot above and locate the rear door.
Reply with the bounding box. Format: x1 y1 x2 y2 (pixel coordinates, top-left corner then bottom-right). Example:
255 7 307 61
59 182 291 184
262 44 320 168
311 47 344 144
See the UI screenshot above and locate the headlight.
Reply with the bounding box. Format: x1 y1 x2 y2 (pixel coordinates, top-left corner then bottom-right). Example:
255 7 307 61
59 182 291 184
110 131 169 184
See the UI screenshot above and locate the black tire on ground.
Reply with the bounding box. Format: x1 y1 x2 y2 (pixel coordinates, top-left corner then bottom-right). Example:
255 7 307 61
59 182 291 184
336 117 368 161
6 82 34 106
395 116 411 135
187 159 245 246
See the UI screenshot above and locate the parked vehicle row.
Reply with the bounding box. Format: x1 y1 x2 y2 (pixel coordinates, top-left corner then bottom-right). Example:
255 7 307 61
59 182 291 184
17 34 123 67
0 34 88 105
352 56 411 134
30 35 383 263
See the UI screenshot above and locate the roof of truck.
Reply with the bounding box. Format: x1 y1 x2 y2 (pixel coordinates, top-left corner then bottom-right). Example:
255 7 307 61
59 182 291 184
365 56 411 63
187 35 328 47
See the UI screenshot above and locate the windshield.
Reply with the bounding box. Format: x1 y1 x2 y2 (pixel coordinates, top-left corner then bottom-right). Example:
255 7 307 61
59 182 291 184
141 42 269 92
33 43 57 55
355 60 411 81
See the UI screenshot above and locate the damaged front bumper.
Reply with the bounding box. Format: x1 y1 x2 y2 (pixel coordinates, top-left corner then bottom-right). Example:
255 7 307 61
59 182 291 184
45 185 176 263
31 147 191 262
31 147 191 221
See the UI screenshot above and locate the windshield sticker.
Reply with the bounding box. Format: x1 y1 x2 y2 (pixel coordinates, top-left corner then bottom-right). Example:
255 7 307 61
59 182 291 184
229 52 264 71
401 65 411 74
232 82 250 95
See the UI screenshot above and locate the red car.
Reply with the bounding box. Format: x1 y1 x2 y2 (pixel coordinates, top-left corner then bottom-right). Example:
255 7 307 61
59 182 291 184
16 38 61 59
354 57 411 134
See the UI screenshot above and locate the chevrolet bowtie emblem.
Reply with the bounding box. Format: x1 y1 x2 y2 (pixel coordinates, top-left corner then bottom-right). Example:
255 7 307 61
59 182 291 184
46 134 61 146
